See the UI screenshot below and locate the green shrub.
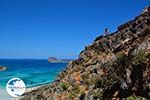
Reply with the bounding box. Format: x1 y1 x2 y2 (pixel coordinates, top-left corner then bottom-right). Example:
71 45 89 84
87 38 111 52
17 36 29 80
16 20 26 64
68 86 80 99
89 76 102 88
92 91 102 99
60 82 70 90
126 95 146 100
79 91 85 100
133 49 149 64
116 52 128 65
72 86 80 94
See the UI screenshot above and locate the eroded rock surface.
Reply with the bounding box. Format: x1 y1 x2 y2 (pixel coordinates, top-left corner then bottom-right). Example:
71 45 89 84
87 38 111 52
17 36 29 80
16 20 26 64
20 7 150 100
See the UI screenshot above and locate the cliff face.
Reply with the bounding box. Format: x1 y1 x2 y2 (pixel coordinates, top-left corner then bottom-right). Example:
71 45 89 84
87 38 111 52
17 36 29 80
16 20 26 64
21 8 150 100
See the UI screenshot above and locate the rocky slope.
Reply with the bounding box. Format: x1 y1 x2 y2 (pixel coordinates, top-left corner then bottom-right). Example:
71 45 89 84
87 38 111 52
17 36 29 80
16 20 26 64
20 8 150 100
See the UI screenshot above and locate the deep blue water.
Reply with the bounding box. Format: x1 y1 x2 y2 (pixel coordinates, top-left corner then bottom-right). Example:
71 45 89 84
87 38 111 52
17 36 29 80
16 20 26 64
0 59 68 88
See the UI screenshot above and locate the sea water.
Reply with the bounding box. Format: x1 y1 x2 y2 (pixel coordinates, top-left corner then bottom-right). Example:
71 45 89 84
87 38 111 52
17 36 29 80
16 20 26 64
0 59 68 89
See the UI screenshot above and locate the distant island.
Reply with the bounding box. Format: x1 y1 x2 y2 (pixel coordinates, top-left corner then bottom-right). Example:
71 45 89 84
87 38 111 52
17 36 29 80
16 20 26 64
0 66 7 71
48 57 73 63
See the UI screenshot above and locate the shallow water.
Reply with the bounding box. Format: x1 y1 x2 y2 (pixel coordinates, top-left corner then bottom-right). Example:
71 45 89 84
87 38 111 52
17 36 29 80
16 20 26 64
0 59 68 88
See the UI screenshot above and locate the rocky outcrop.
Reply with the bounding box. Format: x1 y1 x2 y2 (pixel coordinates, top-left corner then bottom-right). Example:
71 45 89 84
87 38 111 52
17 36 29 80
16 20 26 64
0 66 7 71
20 7 150 100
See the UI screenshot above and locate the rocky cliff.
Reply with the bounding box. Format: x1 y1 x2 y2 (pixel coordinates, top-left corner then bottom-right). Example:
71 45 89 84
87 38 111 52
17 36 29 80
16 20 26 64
20 7 150 100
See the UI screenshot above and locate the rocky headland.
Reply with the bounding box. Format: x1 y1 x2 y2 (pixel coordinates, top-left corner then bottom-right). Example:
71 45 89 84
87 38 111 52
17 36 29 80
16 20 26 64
20 7 150 100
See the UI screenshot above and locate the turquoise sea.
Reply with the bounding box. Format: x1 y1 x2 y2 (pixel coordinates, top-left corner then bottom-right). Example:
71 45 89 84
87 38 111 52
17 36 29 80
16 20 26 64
0 59 68 89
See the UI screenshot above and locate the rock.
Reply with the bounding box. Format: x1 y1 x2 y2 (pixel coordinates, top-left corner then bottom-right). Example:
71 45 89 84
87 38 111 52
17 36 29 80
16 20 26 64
0 66 7 71
20 7 150 100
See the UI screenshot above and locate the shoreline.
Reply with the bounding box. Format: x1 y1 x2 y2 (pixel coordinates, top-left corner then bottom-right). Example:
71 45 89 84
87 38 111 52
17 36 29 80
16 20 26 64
26 83 50 92
26 82 51 89
0 83 51 100
17 83 51 100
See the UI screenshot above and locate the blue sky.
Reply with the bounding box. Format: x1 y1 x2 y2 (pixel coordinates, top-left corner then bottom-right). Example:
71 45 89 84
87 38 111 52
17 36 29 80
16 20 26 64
0 0 147 59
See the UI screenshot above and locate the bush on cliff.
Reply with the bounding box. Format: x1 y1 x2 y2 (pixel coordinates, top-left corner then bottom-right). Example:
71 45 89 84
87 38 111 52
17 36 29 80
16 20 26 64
60 82 70 91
